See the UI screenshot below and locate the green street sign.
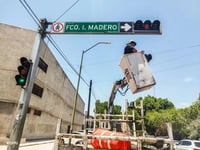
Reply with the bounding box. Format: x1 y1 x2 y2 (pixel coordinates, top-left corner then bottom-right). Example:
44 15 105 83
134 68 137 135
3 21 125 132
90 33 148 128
65 22 119 33
51 22 120 34
50 21 161 34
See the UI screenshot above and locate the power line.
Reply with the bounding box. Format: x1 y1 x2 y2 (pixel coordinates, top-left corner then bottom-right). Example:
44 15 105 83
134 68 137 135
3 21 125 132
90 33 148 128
18 0 90 88
154 60 200 74
155 43 200 55
19 0 96 111
17 0 200 105
19 0 40 27
82 43 200 75
47 35 89 86
78 43 200 70
18 0 102 108
46 36 99 103
54 0 80 21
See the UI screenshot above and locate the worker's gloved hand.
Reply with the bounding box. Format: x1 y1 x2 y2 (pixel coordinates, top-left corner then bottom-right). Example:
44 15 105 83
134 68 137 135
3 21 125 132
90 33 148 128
145 54 152 62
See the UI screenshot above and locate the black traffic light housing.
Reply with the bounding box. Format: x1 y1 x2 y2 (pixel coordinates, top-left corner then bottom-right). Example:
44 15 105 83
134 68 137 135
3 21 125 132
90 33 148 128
134 20 161 34
15 57 31 87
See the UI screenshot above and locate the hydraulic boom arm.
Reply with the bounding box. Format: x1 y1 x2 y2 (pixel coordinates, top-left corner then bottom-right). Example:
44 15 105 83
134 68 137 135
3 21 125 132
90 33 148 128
108 78 128 114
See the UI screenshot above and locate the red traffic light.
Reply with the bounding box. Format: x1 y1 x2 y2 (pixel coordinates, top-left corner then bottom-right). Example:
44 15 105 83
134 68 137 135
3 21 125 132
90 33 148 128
134 20 161 34
144 20 151 30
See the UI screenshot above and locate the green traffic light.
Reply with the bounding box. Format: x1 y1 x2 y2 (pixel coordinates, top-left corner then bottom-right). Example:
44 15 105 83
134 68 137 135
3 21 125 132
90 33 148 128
18 78 25 84
15 75 26 86
15 57 31 87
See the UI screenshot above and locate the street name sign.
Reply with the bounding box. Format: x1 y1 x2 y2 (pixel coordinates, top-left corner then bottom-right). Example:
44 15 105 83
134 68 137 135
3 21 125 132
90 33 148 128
51 22 135 34
50 22 161 35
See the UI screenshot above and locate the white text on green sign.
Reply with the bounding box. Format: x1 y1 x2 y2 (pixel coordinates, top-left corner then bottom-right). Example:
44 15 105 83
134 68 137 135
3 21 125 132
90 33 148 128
64 22 119 33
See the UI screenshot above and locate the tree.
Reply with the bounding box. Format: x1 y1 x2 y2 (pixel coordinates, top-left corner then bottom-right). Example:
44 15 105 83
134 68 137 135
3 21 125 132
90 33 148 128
95 100 122 114
94 100 122 129
183 96 200 139
134 95 175 115
94 94 200 140
187 117 200 139
95 100 108 114
129 96 175 136
143 95 200 140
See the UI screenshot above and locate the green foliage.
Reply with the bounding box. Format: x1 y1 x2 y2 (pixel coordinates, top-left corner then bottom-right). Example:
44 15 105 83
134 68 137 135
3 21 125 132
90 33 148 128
187 117 200 139
127 95 200 140
95 100 108 114
136 95 175 114
95 94 200 140
112 105 122 114
127 96 175 136
177 98 200 139
95 99 122 114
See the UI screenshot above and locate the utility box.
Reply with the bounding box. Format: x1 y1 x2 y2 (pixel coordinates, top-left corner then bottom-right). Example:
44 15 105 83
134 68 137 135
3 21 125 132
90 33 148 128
119 51 156 94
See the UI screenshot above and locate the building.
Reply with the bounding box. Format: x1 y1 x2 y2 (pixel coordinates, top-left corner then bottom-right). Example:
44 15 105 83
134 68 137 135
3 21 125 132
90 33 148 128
0 24 85 143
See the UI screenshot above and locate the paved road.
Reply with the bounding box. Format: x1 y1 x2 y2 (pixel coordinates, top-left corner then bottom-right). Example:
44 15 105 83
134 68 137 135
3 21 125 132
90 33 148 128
0 140 54 150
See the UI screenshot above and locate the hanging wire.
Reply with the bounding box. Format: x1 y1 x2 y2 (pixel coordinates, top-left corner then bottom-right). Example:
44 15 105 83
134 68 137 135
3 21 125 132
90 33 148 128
18 0 89 87
155 60 200 74
156 43 200 55
18 0 200 104
47 35 89 87
54 0 80 22
19 0 40 27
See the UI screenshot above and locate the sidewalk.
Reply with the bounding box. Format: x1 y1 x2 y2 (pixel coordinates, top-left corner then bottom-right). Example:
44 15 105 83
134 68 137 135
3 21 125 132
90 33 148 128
0 140 54 150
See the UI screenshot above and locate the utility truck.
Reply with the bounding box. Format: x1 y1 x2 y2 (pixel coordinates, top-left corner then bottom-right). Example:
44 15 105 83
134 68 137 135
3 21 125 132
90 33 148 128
54 52 174 150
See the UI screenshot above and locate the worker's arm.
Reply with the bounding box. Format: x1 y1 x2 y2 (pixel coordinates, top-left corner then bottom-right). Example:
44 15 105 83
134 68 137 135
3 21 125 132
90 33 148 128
132 47 137 53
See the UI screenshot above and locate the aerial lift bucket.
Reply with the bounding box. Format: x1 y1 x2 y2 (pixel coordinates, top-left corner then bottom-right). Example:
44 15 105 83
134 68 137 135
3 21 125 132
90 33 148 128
119 51 156 94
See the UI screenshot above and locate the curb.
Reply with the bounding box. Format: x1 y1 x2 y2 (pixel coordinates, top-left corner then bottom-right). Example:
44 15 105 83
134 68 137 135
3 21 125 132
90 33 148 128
20 140 55 147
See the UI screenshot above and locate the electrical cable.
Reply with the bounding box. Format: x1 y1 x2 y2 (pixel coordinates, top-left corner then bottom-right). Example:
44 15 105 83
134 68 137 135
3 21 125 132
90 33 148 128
84 43 200 76
18 0 99 110
155 43 200 55
47 35 98 112
18 0 90 87
54 0 80 21
47 35 89 87
19 0 40 27
18 0 100 105
155 60 200 73
18 0 200 106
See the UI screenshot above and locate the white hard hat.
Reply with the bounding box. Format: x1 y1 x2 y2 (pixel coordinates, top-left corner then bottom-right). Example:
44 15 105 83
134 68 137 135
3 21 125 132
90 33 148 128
128 40 136 45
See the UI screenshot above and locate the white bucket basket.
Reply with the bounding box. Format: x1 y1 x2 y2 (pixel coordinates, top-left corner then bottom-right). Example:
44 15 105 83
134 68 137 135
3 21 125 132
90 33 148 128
119 51 156 94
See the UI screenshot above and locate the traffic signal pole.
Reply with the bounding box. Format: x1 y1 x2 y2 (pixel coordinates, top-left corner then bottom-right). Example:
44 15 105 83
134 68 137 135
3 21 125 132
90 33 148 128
7 19 47 150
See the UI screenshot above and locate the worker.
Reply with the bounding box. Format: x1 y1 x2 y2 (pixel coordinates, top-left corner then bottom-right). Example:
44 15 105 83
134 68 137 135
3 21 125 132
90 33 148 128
124 40 152 62
124 40 138 54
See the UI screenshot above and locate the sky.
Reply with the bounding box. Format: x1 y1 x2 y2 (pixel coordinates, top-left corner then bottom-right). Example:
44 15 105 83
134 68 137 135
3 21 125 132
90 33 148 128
1 0 200 114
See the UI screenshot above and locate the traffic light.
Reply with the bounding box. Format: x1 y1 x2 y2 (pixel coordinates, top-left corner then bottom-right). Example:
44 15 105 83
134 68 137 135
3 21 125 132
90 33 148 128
15 57 31 87
134 20 161 34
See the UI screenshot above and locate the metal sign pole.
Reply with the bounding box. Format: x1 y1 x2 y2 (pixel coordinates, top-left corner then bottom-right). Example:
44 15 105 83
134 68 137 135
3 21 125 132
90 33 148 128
7 31 44 150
